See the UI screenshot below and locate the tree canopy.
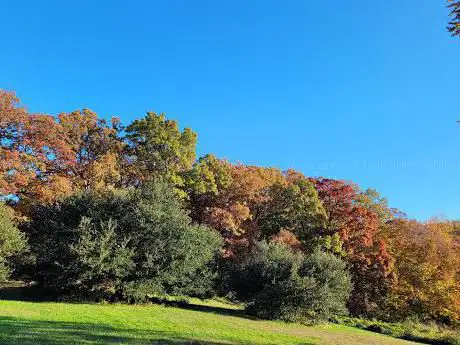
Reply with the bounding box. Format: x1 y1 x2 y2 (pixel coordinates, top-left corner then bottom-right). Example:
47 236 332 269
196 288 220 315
2 89 460 325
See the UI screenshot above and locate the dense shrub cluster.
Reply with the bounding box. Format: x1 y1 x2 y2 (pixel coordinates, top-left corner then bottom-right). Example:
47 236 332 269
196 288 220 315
22 182 222 302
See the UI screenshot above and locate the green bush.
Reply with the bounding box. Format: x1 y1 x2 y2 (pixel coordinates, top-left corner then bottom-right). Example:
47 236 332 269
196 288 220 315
0 203 26 282
22 181 222 302
232 241 352 323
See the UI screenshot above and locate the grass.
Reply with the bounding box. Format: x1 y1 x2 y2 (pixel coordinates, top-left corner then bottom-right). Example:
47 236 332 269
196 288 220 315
334 317 460 345
0 299 424 345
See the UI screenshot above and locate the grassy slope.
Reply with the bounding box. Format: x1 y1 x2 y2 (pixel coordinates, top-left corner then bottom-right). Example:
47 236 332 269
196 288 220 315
0 300 422 345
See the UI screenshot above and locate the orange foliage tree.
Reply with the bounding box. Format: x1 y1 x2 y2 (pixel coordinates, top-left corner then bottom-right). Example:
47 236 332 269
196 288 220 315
386 218 460 323
0 91 74 204
57 109 124 192
0 91 124 206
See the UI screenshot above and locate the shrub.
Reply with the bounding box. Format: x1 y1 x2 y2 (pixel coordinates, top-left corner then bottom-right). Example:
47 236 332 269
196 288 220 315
232 241 352 323
22 181 222 302
299 249 352 318
0 203 26 282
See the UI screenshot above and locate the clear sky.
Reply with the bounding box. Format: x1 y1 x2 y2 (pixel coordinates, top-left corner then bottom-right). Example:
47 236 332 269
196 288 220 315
1 1 459 220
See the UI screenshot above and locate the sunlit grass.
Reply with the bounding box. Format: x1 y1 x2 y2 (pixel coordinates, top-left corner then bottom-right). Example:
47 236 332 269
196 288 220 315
0 300 421 345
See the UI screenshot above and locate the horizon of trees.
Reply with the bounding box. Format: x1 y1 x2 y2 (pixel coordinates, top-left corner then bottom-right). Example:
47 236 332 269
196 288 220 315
1 89 460 325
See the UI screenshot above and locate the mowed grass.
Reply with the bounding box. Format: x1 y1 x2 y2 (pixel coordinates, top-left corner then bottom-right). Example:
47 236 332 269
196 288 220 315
0 299 422 345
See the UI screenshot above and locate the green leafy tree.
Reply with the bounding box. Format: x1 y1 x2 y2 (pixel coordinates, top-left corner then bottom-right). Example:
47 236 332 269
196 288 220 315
0 203 26 282
184 154 233 224
125 112 197 192
257 177 327 248
184 154 233 196
355 189 392 222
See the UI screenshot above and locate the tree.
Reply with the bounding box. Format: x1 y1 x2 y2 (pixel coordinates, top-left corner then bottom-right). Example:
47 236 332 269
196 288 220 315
355 188 395 225
232 241 351 322
184 154 233 223
385 219 460 323
125 112 197 191
0 92 125 206
0 91 75 204
257 171 327 248
0 203 26 281
313 178 357 234
448 1 460 36
186 163 285 257
22 181 222 301
313 178 395 317
58 109 124 192
184 154 233 196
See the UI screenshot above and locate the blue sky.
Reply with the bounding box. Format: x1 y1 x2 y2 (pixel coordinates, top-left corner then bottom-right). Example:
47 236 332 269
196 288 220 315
1 1 459 220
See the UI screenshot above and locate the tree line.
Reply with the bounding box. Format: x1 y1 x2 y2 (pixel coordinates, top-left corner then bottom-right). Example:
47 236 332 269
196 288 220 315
0 90 459 324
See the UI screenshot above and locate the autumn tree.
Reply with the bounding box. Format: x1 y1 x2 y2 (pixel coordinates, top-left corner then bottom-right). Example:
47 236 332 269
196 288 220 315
386 219 460 323
0 91 127 206
186 163 278 234
0 90 75 204
313 178 395 317
448 1 460 36
58 109 124 192
186 164 328 257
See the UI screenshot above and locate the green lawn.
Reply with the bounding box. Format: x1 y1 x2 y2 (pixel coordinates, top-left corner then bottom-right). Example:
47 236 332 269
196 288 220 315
0 299 422 345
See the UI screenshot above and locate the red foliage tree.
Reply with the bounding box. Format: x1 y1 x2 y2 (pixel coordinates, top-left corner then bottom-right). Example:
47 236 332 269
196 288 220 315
314 178 395 317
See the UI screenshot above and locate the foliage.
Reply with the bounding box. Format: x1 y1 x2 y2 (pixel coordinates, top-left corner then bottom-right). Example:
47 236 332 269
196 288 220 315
22 181 222 301
0 91 75 204
232 241 351 323
186 163 285 256
314 178 395 318
0 91 125 206
448 1 460 36
257 173 327 247
355 188 395 224
184 154 233 196
0 203 26 281
384 219 460 324
3 88 460 326
125 112 197 191
57 109 124 192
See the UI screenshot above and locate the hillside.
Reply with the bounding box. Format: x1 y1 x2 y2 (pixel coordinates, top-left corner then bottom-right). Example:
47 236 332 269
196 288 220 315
0 300 421 345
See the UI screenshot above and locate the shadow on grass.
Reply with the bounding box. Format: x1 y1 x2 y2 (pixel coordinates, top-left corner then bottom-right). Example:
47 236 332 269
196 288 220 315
0 285 36 301
0 284 57 302
150 298 254 319
0 285 254 319
0 315 265 345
